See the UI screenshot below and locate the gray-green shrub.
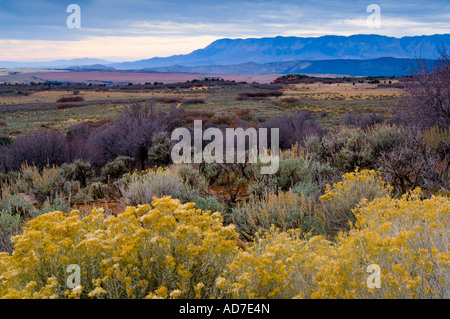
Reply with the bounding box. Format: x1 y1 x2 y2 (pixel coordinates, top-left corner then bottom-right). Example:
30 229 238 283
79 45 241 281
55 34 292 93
148 132 173 167
101 156 135 181
120 167 183 205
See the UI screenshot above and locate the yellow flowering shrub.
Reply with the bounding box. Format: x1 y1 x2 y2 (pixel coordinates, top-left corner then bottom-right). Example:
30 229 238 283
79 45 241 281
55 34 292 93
217 189 449 299
215 228 335 298
319 168 393 235
0 197 239 299
339 189 449 299
0 175 448 299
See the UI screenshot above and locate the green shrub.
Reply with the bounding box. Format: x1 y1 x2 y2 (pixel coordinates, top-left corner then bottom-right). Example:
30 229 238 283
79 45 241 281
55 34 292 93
276 158 315 191
0 210 21 232
305 124 413 173
176 165 208 192
88 182 106 200
249 150 323 197
71 187 93 203
0 194 25 254
368 124 412 155
120 167 183 205
291 182 319 198
200 162 253 204
0 195 33 217
101 156 135 181
62 160 95 188
230 189 322 240
0 210 21 254
174 186 223 213
88 182 120 200
4 164 74 205
148 132 174 167
30 195 70 219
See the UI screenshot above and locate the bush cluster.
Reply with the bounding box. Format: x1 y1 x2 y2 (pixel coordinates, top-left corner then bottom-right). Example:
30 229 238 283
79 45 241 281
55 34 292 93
0 187 447 299
305 124 449 195
0 197 239 299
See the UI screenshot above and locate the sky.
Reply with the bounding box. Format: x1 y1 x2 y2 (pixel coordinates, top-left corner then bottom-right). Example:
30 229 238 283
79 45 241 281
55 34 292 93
0 0 449 62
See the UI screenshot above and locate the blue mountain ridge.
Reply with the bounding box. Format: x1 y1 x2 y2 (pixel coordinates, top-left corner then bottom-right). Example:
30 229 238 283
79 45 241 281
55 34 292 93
110 34 450 69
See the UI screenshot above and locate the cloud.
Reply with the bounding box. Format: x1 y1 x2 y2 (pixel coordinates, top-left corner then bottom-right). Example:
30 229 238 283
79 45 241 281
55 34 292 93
0 35 219 62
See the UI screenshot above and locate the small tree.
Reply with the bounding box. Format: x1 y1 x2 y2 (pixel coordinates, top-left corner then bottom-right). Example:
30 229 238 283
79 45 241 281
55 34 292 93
263 111 322 149
89 101 167 167
403 50 450 128
8 129 68 170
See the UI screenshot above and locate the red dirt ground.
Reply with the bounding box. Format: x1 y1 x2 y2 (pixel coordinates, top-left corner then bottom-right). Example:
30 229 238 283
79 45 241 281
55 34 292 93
1 71 281 85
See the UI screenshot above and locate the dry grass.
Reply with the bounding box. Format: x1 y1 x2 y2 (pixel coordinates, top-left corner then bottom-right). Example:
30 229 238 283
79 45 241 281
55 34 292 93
0 81 402 134
0 90 206 105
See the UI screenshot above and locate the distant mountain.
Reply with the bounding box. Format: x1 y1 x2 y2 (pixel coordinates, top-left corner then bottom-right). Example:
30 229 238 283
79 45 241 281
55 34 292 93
110 34 450 69
0 58 112 69
138 57 436 77
1 34 446 76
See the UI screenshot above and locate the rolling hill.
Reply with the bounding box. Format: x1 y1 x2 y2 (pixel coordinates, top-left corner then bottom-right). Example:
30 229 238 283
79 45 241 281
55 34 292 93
137 57 436 76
